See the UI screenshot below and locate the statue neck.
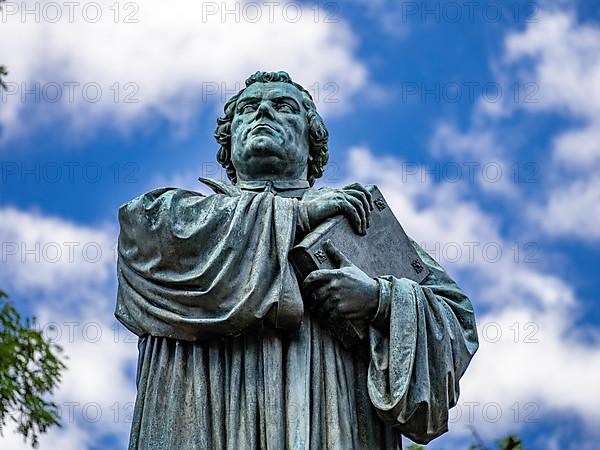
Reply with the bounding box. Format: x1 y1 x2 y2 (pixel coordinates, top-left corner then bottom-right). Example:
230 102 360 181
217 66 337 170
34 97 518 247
236 179 310 197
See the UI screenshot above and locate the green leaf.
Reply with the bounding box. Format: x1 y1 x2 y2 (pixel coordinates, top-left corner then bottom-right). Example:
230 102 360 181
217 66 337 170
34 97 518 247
496 435 524 450
0 292 65 448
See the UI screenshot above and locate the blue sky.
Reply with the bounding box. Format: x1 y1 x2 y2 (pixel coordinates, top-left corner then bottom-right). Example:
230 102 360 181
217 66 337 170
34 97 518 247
1 0 600 448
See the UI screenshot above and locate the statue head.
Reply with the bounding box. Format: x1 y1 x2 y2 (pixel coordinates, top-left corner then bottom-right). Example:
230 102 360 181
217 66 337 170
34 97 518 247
215 71 329 186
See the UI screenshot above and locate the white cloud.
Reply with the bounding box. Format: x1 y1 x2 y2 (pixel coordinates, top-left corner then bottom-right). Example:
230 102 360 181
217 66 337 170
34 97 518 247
452 9 600 243
0 206 116 296
503 11 600 122
502 9 600 170
553 121 600 169
497 10 600 240
0 0 369 141
344 146 502 250
431 123 502 160
530 176 600 240
430 122 519 197
1 422 90 450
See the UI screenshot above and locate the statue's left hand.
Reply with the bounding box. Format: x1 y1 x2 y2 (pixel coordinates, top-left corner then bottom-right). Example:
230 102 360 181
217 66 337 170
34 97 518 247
303 240 379 321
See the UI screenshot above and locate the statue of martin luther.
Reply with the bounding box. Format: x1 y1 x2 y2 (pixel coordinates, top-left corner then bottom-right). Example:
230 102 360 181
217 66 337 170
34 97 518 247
116 71 479 450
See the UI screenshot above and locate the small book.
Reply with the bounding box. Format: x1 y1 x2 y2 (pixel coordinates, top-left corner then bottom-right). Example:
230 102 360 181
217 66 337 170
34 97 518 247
289 185 430 348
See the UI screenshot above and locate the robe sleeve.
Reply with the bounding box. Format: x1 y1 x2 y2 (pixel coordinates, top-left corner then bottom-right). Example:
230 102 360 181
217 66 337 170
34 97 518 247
115 188 304 341
366 238 479 444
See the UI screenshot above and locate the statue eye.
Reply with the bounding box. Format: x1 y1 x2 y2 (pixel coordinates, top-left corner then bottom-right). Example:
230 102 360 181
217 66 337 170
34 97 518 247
276 103 294 113
239 103 257 114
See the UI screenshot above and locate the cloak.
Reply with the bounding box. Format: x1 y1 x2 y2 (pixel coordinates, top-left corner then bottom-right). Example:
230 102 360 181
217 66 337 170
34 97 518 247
116 181 478 449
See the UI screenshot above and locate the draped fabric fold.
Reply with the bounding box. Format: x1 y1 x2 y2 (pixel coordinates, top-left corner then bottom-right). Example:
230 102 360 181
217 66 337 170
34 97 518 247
367 240 479 444
116 187 304 341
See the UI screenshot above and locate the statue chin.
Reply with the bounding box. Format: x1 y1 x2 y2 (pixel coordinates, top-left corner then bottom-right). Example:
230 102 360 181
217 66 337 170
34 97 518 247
245 135 285 156
242 156 289 179
234 137 289 175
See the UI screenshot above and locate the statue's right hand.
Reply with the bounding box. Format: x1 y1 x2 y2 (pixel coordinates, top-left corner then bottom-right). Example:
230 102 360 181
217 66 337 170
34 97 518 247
302 183 374 235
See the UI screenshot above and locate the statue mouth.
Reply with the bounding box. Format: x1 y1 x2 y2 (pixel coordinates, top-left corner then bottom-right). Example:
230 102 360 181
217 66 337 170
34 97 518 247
250 122 279 134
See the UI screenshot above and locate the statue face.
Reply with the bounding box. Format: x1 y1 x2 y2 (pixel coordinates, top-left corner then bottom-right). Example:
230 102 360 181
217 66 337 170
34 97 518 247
230 82 310 181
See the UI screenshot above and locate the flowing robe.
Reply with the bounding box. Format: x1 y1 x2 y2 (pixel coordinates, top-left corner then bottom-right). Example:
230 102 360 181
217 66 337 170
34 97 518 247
115 181 478 450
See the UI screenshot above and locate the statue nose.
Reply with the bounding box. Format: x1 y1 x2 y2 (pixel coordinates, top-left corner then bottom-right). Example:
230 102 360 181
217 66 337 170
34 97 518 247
256 101 275 119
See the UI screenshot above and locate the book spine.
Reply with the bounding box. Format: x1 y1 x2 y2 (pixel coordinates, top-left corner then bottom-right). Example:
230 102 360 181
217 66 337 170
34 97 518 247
289 247 319 280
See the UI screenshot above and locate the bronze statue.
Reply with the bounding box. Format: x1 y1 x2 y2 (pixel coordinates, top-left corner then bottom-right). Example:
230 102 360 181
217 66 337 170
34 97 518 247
116 71 478 449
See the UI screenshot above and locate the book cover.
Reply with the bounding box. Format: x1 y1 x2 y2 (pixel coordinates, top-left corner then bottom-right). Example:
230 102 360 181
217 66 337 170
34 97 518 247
289 185 430 348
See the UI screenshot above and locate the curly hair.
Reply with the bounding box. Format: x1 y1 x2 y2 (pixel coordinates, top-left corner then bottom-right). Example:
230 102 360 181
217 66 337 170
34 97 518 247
214 71 329 186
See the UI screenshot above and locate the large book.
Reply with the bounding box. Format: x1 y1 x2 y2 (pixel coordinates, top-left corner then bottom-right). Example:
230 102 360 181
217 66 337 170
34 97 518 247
289 185 430 348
